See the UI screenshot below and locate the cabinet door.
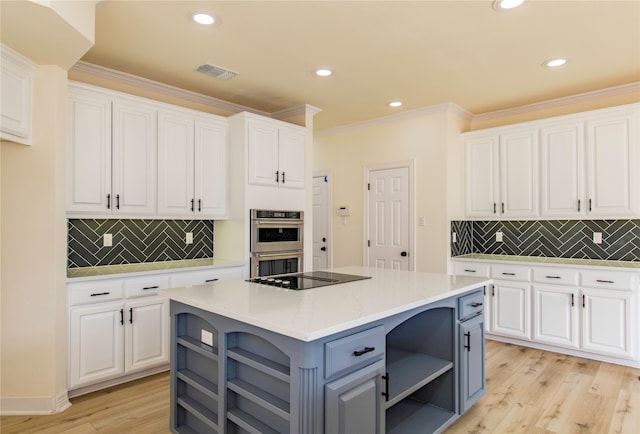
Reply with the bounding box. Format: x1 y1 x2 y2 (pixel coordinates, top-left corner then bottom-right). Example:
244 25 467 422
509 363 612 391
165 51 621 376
1 47 33 144
195 118 227 217
490 281 531 339
532 284 578 348
67 89 112 213
69 302 124 388
540 121 585 217
585 109 639 217
465 134 500 217
459 315 485 413
248 120 279 186
157 110 195 216
325 360 384 434
112 99 157 215
499 128 538 217
581 287 633 359
278 127 306 189
125 296 169 373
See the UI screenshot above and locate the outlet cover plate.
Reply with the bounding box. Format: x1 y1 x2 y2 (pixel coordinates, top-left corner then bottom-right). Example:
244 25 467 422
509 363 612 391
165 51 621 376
103 233 112 247
496 231 503 242
593 232 603 244
201 329 213 346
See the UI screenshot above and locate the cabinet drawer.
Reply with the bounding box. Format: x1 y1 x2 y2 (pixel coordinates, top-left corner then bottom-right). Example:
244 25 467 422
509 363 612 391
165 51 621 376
171 267 243 288
325 326 385 379
581 270 636 290
124 275 170 298
532 267 578 285
459 291 485 320
453 261 490 277
491 264 530 282
68 280 124 306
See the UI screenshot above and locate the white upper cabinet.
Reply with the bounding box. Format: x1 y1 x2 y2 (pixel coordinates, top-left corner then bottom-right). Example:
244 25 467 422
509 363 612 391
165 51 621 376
247 117 305 189
499 128 538 217
463 103 640 219
68 83 157 216
585 108 639 217
540 121 584 217
157 108 227 218
1 44 35 145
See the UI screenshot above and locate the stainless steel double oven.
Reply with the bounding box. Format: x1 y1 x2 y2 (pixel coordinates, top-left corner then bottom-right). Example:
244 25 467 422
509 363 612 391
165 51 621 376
250 209 304 277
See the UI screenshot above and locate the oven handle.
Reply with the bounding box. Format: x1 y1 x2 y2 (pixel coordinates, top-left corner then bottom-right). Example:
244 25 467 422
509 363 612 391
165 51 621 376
252 251 303 259
253 220 304 226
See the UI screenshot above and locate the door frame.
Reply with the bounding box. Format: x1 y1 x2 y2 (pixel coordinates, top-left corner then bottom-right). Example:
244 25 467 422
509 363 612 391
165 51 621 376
313 170 333 269
363 160 416 271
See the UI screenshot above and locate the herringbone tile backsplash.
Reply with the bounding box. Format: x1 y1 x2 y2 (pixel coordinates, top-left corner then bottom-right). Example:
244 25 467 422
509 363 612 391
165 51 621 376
451 219 640 262
68 219 214 268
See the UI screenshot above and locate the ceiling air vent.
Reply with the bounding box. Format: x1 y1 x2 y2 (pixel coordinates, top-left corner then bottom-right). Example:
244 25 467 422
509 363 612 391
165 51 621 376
195 63 238 81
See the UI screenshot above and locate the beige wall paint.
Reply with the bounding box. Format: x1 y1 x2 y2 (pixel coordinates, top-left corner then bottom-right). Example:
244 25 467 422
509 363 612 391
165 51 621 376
1 66 69 412
313 108 465 273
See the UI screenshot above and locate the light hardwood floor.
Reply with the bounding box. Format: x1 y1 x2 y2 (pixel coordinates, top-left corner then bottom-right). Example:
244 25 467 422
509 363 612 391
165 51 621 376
2 340 639 433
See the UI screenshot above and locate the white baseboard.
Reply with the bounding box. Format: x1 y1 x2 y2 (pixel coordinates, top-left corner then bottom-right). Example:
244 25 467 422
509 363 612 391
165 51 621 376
0 389 70 415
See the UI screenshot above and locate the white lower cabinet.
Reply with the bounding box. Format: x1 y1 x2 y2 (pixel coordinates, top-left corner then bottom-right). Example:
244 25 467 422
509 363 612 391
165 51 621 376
125 296 169 372
454 259 639 366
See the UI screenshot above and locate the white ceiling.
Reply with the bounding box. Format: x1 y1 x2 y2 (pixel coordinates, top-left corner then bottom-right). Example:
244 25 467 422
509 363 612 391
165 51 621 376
56 1 640 129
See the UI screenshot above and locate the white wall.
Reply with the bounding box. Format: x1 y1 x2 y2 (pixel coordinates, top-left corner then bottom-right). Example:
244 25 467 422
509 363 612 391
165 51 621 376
313 105 470 273
1 66 70 413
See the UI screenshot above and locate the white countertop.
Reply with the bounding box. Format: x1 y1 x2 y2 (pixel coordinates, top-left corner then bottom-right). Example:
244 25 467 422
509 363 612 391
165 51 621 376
67 257 245 281
451 254 640 271
161 266 491 342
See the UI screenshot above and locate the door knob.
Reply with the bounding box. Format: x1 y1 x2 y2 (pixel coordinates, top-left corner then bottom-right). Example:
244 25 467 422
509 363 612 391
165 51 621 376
400 251 407 257
320 247 327 251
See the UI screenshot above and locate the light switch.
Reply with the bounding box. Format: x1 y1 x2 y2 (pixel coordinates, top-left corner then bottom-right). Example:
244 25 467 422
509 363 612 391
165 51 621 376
103 233 112 247
496 231 503 242
452 232 457 243
593 232 602 244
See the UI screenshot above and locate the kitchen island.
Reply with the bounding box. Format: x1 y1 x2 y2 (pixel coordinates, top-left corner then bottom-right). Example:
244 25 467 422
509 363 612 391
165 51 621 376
161 266 491 434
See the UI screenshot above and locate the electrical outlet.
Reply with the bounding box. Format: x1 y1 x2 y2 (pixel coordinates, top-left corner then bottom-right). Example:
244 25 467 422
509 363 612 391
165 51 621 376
452 232 457 243
201 329 213 346
496 231 503 242
186 232 193 245
593 232 603 244
419 216 426 226
103 233 112 247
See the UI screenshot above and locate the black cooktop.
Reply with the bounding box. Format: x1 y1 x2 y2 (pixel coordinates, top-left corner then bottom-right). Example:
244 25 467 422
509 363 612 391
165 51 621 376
247 271 371 290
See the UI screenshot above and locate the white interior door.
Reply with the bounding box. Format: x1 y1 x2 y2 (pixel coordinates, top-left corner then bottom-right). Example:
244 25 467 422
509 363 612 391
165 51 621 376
367 167 410 270
312 174 330 270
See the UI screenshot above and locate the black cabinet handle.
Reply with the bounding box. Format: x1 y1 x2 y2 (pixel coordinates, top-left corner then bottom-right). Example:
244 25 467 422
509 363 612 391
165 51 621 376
142 285 159 290
545 276 561 279
120 309 124 325
571 293 574 307
501 202 505 213
589 198 592 211
198 199 202 212
275 170 279 183
492 286 495 297
353 346 375 357
471 302 483 307
596 279 614 284
578 199 581 212
493 203 496 214
129 307 133 324
464 331 471 351
205 278 219 283
107 194 111 209
381 373 389 401
582 294 586 308
502 272 516 276
116 194 120 210
282 172 286 184
190 198 195 212
464 269 476 273
90 291 110 297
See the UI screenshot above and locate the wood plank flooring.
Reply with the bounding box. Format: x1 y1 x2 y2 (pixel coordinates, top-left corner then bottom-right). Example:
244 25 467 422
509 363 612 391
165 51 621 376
2 340 638 433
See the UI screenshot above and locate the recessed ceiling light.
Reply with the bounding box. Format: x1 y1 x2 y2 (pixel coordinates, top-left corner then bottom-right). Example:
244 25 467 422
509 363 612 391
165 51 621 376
492 0 525 10
543 58 568 68
388 101 403 108
193 13 215 25
315 68 333 77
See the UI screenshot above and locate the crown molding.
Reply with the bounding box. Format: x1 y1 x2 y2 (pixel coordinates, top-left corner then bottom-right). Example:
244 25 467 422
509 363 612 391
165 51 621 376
473 82 640 122
316 102 472 136
70 61 270 117
272 104 323 120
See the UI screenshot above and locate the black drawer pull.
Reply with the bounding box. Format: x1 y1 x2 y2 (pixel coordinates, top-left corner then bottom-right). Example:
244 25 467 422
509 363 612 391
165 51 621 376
142 285 159 290
464 269 476 273
129 307 133 324
596 279 614 284
353 346 375 357
501 272 516 276
205 278 219 283
382 373 389 401
90 292 110 297
470 302 483 307
545 275 561 279
464 331 471 351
